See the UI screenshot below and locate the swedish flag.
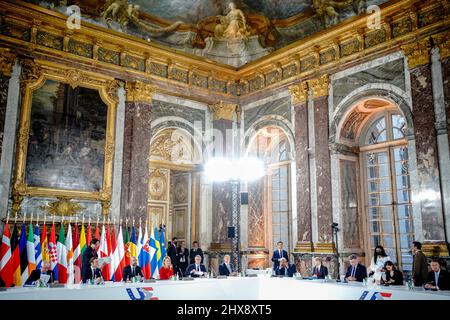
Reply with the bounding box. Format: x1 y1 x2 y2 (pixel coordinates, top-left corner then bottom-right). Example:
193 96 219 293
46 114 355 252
154 227 162 269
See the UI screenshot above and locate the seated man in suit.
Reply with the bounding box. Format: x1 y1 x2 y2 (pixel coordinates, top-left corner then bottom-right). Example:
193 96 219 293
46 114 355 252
425 259 450 291
271 241 289 270
82 257 104 284
123 256 144 282
275 258 296 277
219 254 237 276
345 254 367 282
312 257 329 279
185 255 207 277
25 260 55 286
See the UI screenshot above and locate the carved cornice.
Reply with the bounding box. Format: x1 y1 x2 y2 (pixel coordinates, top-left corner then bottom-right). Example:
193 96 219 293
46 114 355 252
401 37 432 69
431 31 450 60
288 81 308 105
0 47 16 76
125 81 156 104
19 58 42 85
307 75 329 99
208 101 238 121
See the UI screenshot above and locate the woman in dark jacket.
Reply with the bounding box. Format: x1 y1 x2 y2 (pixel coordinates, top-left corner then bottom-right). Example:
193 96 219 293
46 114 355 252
382 261 404 285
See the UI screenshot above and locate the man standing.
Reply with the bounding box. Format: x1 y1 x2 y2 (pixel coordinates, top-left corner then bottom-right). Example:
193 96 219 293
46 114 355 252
411 241 428 287
271 241 289 270
219 254 237 276
123 256 144 282
189 241 204 264
425 259 450 290
81 239 99 282
176 241 189 278
167 237 178 275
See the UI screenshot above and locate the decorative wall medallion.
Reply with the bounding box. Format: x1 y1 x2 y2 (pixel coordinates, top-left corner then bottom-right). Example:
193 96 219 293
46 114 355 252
149 169 167 200
40 197 85 216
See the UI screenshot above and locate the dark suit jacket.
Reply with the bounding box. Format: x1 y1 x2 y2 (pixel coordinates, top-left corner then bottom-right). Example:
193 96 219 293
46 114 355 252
123 265 144 281
82 267 103 283
383 270 404 285
271 249 289 270
167 243 178 266
426 269 450 290
177 247 189 271
81 246 98 279
412 251 428 286
312 265 329 279
189 248 204 264
185 263 207 277
25 269 55 285
345 264 367 282
218 263 235 276
275 264 296 277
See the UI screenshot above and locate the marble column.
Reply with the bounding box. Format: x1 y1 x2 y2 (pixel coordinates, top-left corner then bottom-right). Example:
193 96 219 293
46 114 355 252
208 101 237 252
120 81 155 222
307 75 334 252
289 82 313 252
401 38 448 256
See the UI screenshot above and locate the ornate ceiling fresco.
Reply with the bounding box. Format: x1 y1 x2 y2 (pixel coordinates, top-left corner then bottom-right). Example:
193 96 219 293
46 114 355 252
25 0 390 67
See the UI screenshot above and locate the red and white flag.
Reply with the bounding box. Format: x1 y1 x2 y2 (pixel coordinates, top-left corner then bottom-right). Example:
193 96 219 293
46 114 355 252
0 224 13 287
113 226 125 282
99 225 110 281
109 227 117 281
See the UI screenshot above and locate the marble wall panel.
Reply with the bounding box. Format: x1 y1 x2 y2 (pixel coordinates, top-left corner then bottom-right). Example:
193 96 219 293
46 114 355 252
248 178 265 248
151 99 205 131
211 181 232 244
0 74 9 158
442 58 450 152
244 96 291 132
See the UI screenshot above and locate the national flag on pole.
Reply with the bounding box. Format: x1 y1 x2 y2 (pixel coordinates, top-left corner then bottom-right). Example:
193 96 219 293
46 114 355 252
41 223 48 262
19 223 29 284
124 226 130 266
11 224 21 286
26 223 36 277
34 224 42 271
66 224 74 284
94 224 100 252
109 227 117 281
159 226 166 260
99 225 110 281
154 227 162 269
139 226 151 279
137 225 143 265
73 224 81 283
49 224 58 281
106 226 112 276
130 226 137 259
0 223 13 287
75 224 86 283
149 227 159 279
86 223 92 247
57 225 67 283
114 226 125 282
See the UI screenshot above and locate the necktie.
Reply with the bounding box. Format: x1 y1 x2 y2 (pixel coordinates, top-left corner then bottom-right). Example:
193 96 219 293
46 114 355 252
196 265 199 272
132 267 135 277
284 267 287 276
435 272 439 287
279 250 281 258
317 266 320 276
92 267 95 279
352 266 356 278
227 264 231 273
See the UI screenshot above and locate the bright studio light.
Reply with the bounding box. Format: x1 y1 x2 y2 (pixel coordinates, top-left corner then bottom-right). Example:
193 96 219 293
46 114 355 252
204 157 265 182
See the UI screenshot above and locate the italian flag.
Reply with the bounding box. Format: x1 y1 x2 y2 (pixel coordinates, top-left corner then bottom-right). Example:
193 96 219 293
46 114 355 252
57 225 67 283
26 223 36 276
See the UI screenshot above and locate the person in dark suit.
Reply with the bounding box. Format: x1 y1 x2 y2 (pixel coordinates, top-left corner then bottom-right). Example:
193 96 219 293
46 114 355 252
82 257 103 284
271 241 289 270
185 255 207 277
411 241 428 287
167 237 178 275
312 257 328 279
25 261 55 285
176 241 189 278
275 258 296 277
382 261 403 285
81 238 99 282
219 254 237 276
189 241 204 265
425 259 450 291
123 256 144 282
345 254 367 282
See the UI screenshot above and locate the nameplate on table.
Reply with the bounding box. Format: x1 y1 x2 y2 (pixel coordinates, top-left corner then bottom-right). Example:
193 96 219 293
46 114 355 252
0 287 6 291
216 275 227 279
183 277 195 281
144 279 156 283
246 274 257 277
48 283 65 288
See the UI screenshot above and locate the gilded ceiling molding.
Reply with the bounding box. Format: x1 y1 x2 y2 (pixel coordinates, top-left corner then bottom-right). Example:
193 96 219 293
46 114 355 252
288 81 308 105
0 48 16 77
307 75 329 99
431 31 450 60
125 81 156 104
401 37 432 69
19 58 43 86
208 101 238 121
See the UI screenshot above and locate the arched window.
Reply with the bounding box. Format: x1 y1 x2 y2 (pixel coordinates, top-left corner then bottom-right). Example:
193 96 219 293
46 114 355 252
360 111 413 272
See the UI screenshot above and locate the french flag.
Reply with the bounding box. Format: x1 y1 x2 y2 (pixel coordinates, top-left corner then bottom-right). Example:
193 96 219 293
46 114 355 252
370 292 393 300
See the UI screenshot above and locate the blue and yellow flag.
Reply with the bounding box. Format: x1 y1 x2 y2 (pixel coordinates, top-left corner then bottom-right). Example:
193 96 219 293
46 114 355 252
159 226 166 260
129 226 138 259
154 227 162 269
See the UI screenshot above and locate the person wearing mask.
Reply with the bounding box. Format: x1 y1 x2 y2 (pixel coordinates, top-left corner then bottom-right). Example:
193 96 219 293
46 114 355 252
271 241 289 270
275 258 296 277
81 238 99 282
185 255 207 277
167 237 178 275
411 241 428 287
189 241 204 264
312 257 328 279
123 256 144 282
425 259 450 291
368 245 391 283
219 254 237 276
345 254 367 282
176 241 189 278
382 261 404 285
82 257 103 284
159 256 175 280
24 261 56 285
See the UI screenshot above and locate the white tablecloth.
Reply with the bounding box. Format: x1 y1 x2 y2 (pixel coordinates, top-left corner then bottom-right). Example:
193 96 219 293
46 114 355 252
1 277 449 300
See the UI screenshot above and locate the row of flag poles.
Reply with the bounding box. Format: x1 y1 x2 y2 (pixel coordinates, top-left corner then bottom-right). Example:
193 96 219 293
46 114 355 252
0 219 167 287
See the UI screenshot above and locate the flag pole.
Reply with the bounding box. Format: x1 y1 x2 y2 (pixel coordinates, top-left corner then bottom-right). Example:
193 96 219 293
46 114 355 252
6 212 9 224
14 211 17 224
44 213 46 226
23 212 26 224
30 212 33 225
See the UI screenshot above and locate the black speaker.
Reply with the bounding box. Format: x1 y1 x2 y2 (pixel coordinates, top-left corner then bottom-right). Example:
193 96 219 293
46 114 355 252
240 192 248 205
227 227 235 238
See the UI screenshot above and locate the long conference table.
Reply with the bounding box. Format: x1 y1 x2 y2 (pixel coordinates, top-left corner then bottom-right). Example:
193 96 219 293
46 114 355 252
1 276 450 300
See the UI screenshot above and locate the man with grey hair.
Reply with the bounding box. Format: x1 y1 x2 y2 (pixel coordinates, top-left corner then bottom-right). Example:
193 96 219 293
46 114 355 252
219 254 237 276
275 257 296 277
345 254 367 282
186 255 207 277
